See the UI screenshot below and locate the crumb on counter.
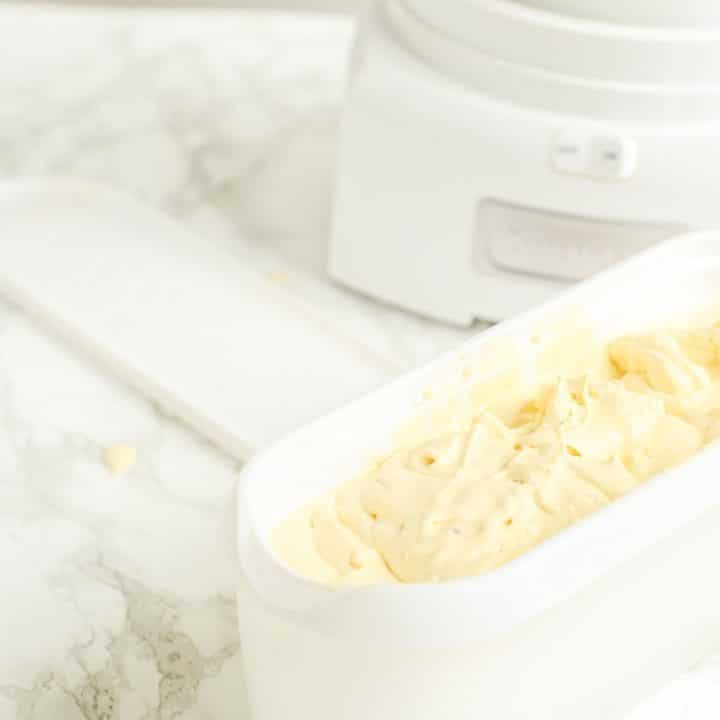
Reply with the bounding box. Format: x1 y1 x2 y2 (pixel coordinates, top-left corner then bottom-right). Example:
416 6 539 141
102 444 137 476
267 270 290 285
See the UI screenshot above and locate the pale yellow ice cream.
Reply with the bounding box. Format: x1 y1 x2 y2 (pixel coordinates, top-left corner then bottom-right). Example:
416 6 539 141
273 320 720 587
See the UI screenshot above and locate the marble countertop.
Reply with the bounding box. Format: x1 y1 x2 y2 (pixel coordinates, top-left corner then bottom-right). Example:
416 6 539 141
1 5 718 719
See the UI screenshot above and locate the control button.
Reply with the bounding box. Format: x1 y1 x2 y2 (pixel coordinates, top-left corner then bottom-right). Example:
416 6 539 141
551 130 589 175
551 129 637 180
591 134 637 179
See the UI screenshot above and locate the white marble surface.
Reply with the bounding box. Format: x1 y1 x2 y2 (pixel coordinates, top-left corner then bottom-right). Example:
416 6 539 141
0 5 718 719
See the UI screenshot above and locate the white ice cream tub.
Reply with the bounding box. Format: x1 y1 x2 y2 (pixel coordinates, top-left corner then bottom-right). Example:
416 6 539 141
235 230 720 720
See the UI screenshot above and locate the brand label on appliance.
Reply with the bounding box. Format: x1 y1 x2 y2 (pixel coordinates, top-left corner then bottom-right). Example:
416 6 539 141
475 200 686 282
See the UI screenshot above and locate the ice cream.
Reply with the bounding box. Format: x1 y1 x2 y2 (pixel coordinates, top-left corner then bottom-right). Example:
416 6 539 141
273 320 720 586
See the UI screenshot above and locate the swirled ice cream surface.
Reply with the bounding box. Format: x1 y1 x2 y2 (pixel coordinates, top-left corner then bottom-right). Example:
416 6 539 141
273 316 720 586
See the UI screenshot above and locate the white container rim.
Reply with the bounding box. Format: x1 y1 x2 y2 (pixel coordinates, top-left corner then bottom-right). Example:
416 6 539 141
237 230 720 649
383 2 720 126
517 0 720 27
396 0 720 88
